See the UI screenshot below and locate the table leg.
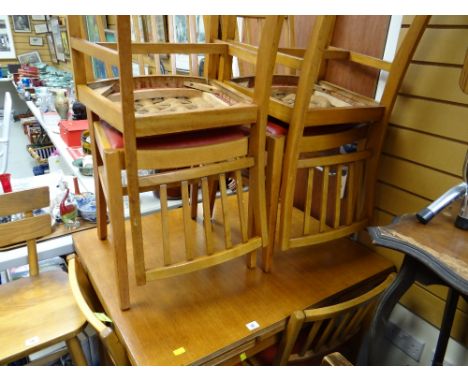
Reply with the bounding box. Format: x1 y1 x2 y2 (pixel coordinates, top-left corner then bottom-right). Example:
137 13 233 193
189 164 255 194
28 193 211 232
432 288 459 366
357 256 417 365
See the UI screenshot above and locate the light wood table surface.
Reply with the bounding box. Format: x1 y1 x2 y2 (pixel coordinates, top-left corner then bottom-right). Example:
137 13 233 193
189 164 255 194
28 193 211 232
73 196 394 366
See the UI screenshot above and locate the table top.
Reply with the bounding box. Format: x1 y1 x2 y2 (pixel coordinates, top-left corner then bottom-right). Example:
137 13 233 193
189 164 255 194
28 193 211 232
73 197 394 366
368 201 468 294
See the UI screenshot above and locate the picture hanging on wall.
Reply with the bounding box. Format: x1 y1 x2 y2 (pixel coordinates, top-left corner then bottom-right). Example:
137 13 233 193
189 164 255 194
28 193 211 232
48 16 65 62
31 15 47 21
34 23 48 34
46 33 58 63
12 16 31 33
18 51 42 65
0 16 16 59
29 36 43 46
85 15 107 79
60 28 70 59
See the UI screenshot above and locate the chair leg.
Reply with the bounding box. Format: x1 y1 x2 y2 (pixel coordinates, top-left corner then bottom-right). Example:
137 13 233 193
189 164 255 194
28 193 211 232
87 110 107 240
263 134 285 272
66 336 88 365
104 151 131 310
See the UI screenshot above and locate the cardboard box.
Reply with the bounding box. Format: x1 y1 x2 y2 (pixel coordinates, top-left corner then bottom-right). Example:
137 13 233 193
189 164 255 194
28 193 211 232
59 120 88 147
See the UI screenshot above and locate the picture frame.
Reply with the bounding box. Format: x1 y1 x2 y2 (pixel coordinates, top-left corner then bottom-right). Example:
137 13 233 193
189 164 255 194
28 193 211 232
60 29 70 58
29 36 43 46
34 23 48 34
18 51 42 65
48 16 65 62
46 33 58 63
0 16 16 59
31 15 46 21
12 15 31 33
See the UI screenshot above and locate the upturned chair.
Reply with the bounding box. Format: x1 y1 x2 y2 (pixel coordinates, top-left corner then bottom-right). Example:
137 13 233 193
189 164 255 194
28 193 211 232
249 272 395 365
68 15 283 310
0 187 87 365
225 16 430 269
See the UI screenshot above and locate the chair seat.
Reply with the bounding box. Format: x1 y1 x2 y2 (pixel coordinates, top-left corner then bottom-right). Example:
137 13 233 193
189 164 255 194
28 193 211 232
101 121 249 150
0 270 86 364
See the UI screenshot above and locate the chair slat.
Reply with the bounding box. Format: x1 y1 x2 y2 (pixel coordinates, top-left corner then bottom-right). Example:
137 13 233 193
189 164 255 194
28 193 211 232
159 184 172 266
314 317 337 352
303 167 314 235
300 320 323 357
181 181 194 261
234 170 248 243
0 215 51 248
319 166 330 233
333 165 343 228
219 173 233 249
299 126 368 153
345 162 356 225
0 187 49 216
329 310 352 344
297 150 371 169
201 177 214 255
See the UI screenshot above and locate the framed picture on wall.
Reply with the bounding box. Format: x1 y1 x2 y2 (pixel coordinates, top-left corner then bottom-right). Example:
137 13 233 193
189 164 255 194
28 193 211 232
18 51 42 65
34 23 48 34
46 33 58 63
60 28 70 59
31 15 47 21
0 16 16 59
29 36 43 46
12 16 31 33
48 16 65 62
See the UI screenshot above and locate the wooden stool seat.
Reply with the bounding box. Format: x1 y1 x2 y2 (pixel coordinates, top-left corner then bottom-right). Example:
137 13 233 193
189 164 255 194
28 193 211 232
0 270 86 364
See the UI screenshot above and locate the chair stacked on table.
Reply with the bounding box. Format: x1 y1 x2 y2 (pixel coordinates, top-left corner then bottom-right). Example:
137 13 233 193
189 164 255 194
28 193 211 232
68 15 284 310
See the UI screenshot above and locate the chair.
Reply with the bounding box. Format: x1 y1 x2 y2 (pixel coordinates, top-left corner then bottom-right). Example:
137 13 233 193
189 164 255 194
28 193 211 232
0 91 12 173
225 16 429 268
68 255 130 365
250 272 395 365
67 15 284 309
0 187 87 365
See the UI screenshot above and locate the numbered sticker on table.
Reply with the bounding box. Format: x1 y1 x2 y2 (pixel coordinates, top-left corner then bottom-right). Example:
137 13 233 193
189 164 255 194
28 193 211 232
245 321 260 331
25 336 40 346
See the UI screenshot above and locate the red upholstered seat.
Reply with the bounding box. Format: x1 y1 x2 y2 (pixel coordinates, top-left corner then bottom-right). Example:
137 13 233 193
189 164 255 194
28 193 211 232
101 120 250 150
266 120 288 137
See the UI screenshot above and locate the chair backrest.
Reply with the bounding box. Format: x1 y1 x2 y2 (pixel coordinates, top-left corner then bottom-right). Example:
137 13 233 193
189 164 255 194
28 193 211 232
0 91 12 173
68 256 130 365
275 16 430 250
0 186 51 277
274 272 395 365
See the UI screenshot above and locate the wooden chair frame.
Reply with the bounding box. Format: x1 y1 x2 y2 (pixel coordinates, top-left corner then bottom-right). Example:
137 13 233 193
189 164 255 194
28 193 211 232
0 187 87 365
221 16 429 269
68 15 283 310
273 273 395 365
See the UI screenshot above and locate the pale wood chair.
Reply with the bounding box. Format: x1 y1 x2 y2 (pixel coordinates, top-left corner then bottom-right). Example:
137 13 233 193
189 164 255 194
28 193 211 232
250 272 395 365
0 187 87 365
68 15 283 310
226 16 430 269
68 255 130 365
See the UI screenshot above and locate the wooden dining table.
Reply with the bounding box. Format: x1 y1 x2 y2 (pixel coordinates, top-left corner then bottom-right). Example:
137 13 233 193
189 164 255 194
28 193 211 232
72 197 394 366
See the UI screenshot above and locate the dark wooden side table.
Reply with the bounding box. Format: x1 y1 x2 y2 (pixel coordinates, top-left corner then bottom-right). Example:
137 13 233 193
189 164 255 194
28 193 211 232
358 202 468 365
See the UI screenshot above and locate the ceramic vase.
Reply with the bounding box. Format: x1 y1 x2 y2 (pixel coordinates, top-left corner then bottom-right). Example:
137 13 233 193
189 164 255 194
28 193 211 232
54 89 69 120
